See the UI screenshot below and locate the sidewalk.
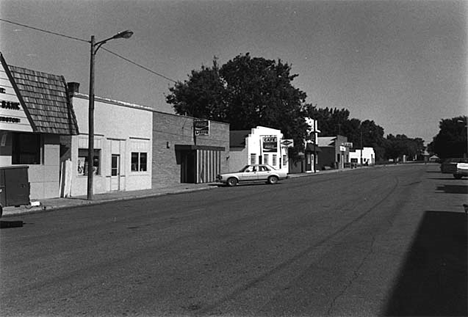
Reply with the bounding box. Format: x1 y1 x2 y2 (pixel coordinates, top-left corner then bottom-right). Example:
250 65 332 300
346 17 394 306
1 169 346 218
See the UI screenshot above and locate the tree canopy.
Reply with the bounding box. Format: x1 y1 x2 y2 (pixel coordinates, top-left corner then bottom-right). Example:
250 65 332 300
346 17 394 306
166 54 309 151
166 52 429 162
429 116 467 159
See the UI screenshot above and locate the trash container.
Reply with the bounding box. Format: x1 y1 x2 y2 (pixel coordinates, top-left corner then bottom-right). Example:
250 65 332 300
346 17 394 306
0 166 30 217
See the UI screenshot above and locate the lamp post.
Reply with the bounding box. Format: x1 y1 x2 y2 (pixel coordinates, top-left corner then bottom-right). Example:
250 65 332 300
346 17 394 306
87 30 133 200
457 118 468 159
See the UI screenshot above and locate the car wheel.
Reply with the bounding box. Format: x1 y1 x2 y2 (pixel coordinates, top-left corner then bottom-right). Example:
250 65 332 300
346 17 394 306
227 177 238 187
268 176 279 184
454 174 463 179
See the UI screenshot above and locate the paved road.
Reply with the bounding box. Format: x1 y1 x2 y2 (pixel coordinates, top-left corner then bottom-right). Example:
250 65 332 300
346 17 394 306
1 164 466 316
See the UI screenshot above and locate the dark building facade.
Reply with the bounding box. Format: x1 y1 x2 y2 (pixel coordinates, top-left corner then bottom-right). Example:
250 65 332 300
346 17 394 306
152 113 229 186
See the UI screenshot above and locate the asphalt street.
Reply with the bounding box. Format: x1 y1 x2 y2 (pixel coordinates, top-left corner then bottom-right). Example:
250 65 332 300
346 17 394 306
1 164 466 317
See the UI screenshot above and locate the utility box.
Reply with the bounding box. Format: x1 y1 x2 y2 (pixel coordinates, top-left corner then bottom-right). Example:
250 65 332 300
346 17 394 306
0 166 30 208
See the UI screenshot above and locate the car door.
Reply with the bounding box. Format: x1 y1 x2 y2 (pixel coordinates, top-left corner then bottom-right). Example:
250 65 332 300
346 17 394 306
256 165 270 181
239 165 258 182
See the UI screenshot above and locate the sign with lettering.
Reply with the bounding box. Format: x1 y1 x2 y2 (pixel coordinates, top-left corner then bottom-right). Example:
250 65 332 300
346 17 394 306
0 65 33 132
262 135 278 152
194 120 210 136
281 139 294 148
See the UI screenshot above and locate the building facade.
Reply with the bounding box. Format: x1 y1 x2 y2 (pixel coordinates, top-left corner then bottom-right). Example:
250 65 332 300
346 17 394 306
349 147 376 166
62 84 153 197
229 126 289 173
0 54 79 201
289 117 321 174
317 135 351 170
152 114 229 185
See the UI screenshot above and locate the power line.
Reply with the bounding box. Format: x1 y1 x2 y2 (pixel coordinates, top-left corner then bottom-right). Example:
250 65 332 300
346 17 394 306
102 47 178 83
0 18 88 43
0 18 179 83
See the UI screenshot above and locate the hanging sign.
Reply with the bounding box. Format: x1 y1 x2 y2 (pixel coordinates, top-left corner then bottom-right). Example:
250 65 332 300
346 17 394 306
281 139 294 148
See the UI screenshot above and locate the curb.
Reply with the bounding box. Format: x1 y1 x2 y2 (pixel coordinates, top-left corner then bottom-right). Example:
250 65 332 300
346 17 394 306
1 185 216 218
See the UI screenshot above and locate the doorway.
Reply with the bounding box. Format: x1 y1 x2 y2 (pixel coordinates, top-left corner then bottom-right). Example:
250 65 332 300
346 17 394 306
111 154 120 191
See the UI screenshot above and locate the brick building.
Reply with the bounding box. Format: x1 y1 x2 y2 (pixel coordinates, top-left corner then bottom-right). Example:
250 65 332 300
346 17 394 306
152 114 229 185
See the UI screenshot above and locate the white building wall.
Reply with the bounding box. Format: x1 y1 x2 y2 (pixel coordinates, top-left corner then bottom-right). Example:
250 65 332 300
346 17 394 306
68 94 153 197
230 126 289 173
349 147 375 165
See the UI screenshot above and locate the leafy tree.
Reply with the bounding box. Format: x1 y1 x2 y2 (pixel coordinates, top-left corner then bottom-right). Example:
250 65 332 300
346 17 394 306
166 59 227 121
166 53 310 153
384 134 425 160
430 116 467 159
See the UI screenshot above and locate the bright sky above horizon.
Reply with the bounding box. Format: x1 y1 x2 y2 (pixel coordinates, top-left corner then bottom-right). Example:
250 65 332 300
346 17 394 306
1 0 466 144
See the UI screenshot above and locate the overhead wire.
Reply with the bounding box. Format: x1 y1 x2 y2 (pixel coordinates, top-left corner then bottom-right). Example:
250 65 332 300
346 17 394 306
0 18 88 43
0 18 179 83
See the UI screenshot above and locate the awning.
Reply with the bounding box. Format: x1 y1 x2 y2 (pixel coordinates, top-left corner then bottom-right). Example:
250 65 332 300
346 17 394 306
175 144 225 151
305 143 322 152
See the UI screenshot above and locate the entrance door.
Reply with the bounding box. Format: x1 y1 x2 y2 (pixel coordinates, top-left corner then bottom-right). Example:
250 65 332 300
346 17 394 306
181 151 196 183
305 153 312 172
111 154 120 191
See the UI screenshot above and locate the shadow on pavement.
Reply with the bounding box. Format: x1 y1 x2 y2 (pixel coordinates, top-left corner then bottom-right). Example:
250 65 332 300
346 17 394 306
436 185 468 194
384 210 467 316
0 220 24 229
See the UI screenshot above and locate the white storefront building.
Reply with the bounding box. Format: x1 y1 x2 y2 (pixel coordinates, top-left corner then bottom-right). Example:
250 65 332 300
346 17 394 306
61 83 153 197
229 126 290 173
349 147 376 166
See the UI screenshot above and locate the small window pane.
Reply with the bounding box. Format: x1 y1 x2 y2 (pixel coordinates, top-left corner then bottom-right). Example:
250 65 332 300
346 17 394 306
131 152 139 171
140 153 147 171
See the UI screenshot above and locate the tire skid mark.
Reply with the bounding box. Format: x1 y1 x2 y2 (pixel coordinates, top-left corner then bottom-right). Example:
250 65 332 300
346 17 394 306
196 176 401 315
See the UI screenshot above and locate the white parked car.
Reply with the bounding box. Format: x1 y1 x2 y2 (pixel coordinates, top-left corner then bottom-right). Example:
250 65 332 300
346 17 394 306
216 164 288 186
440 158 468 179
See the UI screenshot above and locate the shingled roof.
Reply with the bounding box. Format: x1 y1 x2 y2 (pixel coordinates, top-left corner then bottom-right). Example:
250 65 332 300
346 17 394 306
1 54 79 135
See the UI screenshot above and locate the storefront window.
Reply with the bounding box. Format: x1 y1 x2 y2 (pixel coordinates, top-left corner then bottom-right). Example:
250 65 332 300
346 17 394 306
264 154 269 165
272 154 277 167
12 133 41 164
77 149 100 176
131 152 147 172
250 153 256 165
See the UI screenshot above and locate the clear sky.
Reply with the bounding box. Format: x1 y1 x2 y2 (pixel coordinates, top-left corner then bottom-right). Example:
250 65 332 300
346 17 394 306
1 0 466 144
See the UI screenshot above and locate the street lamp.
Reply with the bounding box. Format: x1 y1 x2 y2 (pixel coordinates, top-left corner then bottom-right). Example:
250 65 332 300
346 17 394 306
87 30 133 200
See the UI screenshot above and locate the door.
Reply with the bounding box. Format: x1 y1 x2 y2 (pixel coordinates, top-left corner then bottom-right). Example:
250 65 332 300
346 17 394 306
111 154 120 191
239 165 259 181
181 151 196 183
305 153 312 172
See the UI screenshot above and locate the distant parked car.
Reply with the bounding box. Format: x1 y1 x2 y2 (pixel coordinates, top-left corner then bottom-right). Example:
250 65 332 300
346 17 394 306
440 158 468 179
217 164 289 186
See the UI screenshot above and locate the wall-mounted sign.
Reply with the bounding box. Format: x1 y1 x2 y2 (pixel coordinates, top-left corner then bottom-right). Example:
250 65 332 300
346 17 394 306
1 100 20 110
0 116 20 123
262 135 278 152
194 120 210 136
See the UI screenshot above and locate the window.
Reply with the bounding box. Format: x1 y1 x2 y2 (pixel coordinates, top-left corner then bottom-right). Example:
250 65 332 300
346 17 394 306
264 154 269 165
272 154 277 167
259 165 270 172
77 149 100 176
250 153 256 165
12 133 41 164
131 152 147 172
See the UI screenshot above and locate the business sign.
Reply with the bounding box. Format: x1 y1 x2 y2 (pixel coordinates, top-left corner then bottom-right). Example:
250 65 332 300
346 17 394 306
194 120 209 136
262 135 278 152
281 139 294 148
0 66 33 132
